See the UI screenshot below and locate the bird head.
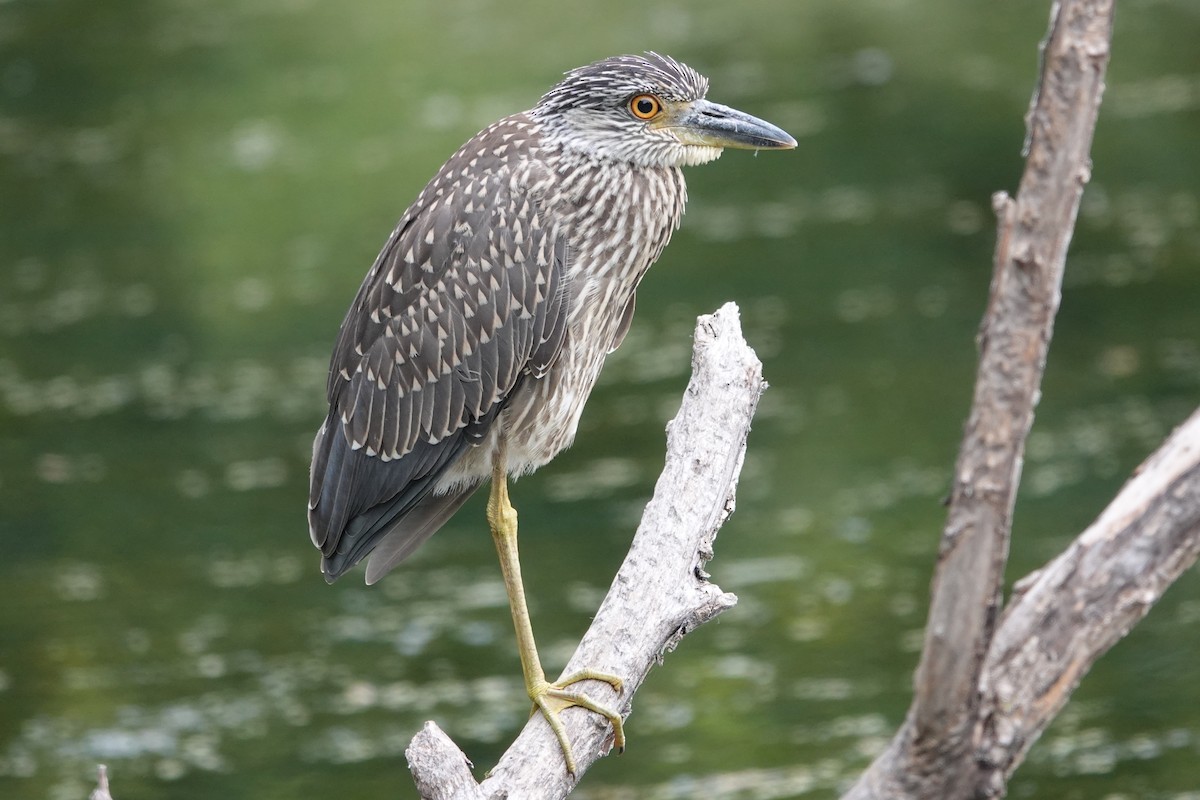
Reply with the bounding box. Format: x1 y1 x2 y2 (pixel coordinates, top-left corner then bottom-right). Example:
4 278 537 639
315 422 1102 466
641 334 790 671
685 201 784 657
532 52 797 168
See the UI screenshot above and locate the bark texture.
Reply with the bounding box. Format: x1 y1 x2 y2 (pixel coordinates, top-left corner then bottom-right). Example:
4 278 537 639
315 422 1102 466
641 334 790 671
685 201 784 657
912 0 1116 769
842 1 1199 798
974 410 1200 795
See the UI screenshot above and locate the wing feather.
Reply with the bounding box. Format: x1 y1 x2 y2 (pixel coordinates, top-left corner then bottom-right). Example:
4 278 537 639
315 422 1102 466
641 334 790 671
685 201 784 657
308 117 569 580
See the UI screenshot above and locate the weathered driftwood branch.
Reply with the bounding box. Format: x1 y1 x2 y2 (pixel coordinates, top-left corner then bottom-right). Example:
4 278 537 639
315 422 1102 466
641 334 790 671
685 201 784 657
848 405 1200 800
845 0 1118 797
406 301 764 798
89 764 113 800
975 409 1200 794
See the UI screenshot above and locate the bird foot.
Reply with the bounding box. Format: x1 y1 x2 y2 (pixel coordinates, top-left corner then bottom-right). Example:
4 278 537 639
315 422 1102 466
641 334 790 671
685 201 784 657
529 669 625 775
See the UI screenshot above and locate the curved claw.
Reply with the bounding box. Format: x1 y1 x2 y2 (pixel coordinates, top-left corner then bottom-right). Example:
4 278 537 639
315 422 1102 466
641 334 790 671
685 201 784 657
530 670 625 774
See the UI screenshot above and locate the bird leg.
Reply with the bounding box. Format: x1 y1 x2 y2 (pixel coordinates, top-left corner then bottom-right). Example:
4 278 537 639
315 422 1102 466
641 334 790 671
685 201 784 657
486 439 625 775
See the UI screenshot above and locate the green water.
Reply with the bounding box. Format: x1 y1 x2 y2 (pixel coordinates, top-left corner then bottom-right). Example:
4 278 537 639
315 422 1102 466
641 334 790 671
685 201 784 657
2 1 1199 798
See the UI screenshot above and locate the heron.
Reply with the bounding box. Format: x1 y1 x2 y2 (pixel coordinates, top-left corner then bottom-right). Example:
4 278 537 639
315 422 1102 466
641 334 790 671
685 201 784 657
308 52 795 774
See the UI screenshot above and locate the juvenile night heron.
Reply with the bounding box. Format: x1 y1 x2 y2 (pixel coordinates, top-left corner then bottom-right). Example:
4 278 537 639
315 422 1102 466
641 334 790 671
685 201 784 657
309 52 794 773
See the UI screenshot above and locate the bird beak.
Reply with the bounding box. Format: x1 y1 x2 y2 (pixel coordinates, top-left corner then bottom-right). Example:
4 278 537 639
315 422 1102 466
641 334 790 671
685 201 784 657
661 98 797 150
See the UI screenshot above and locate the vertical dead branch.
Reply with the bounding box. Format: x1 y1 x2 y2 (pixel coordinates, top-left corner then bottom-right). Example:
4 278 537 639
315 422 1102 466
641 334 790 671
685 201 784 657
844 1 1116 797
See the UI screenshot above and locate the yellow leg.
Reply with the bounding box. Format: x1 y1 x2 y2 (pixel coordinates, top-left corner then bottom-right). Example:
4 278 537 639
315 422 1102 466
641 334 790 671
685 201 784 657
486 439 625 775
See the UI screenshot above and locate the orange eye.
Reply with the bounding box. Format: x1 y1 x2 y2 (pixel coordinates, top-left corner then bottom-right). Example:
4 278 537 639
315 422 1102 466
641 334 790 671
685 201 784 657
629 94 662 120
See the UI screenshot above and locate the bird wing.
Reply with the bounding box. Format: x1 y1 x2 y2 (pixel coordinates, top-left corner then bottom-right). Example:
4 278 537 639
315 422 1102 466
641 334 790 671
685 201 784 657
309 138 568 580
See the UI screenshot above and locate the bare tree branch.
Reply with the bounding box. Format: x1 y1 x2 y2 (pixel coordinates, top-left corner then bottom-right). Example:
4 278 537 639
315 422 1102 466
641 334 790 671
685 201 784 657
89 764 113 800
975 410 1200 795
407 723 487 800
406 302 764 799
844 0 1118 797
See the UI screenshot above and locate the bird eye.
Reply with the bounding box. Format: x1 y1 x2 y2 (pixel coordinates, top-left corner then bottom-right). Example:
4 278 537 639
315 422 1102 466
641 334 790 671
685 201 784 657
629 94 662 120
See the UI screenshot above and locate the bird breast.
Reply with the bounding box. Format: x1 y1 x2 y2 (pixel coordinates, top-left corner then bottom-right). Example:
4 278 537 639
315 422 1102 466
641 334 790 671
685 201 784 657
437 143 688 490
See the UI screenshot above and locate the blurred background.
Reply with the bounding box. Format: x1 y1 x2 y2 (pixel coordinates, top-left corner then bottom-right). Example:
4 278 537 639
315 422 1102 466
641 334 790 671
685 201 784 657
2 0 1199 798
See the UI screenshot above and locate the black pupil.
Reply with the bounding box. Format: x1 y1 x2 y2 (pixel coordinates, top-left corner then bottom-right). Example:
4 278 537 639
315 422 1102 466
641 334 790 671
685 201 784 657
636 97 655 116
